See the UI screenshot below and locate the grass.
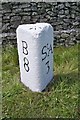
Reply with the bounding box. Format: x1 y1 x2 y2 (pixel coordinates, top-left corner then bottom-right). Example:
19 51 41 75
0 45 2 120
2 44 79 119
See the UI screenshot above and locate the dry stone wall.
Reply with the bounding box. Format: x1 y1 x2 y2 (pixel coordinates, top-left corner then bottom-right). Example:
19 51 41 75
1 2 80 47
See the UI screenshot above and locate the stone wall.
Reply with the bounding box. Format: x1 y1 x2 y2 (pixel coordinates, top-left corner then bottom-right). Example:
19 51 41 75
1 2 80 47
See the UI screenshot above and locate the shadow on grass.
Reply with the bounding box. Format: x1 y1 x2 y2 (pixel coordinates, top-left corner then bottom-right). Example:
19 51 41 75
18 71 78 94
43 71 78 92
2 71 79 119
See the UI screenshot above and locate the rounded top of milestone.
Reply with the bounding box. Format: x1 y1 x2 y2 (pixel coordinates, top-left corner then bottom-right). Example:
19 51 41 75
16 23 53 39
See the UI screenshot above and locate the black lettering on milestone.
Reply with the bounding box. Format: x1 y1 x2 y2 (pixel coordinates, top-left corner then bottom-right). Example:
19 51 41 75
22 41 28 55
47 44 53 56
42 46 47 61
45 61 50 74
24 57 29 72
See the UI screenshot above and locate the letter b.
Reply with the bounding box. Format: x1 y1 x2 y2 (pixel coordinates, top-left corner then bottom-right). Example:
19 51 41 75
22 41 28 55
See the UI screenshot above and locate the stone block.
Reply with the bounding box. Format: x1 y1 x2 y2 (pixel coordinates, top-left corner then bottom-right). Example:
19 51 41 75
16 23 53 92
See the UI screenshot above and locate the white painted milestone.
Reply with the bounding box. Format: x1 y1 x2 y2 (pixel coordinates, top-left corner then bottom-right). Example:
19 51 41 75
16 23 53 92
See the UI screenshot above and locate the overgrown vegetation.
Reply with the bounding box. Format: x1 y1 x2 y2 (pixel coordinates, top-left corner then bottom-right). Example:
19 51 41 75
2 44 79 119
